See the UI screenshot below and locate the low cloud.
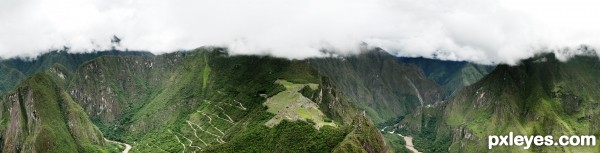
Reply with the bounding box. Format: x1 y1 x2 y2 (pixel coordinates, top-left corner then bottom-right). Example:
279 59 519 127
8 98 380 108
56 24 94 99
1 0 599 64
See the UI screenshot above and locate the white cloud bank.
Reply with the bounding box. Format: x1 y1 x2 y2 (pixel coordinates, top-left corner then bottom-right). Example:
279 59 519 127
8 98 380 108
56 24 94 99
1 0 600 64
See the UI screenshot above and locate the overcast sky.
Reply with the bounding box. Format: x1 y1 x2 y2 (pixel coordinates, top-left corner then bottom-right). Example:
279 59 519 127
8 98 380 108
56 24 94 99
1 0 599 64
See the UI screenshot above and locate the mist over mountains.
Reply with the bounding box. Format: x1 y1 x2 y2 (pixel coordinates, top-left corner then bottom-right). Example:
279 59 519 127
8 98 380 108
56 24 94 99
0 45 599 152
2 0 600 65
2 0 600 152
0 47 493 152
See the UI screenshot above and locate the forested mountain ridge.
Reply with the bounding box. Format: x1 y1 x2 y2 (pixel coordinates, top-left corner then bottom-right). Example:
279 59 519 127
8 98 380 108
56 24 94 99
0 73 117 152
0 48 402 152
398 57 494 96
0 50 151 96
0 47 503 152
310 50 445 124
394 53 600 152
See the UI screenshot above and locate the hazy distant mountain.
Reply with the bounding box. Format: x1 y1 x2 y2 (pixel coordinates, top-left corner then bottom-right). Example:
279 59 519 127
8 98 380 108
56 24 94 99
311 50 445 124
398 57 494 96
0 50 151 95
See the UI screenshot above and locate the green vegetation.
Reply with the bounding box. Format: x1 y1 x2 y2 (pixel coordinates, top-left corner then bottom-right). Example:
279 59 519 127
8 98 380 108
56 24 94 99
398 57 494 96
263 79 334 128
0 48 453 152
311 50 444 124
1 73 109 152
0 48 385 152
333 114 389 153
0 49 151 96
204 110 351 152
382 133 411 153
396 53 600 152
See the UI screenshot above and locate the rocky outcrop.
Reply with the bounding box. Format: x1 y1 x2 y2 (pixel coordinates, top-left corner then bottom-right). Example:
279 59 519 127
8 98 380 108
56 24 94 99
68 54 183 124
1 73 106 152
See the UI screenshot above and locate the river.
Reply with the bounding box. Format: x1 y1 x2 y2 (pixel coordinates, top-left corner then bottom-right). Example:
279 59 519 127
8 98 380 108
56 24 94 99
402 136 421 153
105 138 132 153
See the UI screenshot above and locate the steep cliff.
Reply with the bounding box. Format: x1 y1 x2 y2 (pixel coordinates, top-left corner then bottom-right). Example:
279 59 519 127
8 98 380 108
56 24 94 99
311 50 445 124
1 73 107 152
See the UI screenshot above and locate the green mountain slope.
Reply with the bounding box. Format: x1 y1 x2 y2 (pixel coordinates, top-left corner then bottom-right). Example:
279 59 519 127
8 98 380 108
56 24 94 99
398 57 494 96
395 53 600 152
63 48 388 152
0 49 151 95
0 73 110 152
444 53 600 152
0 48 474 152
310 50 445 124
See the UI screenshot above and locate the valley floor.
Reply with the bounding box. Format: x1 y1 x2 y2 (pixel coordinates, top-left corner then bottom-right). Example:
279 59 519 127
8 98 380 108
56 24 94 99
403 136 421 153
105 138 132 153
382 127 422 153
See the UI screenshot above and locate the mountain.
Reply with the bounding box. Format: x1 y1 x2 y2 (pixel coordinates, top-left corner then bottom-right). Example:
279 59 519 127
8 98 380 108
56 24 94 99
0 48 390 152
398 57 494 96
396 53 600 152
0 49 151 96
0 73 116 152
310 50 445 124
0 47 502 152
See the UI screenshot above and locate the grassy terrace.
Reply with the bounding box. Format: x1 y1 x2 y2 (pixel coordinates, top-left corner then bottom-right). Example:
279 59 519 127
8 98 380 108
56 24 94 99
264 80 335 128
